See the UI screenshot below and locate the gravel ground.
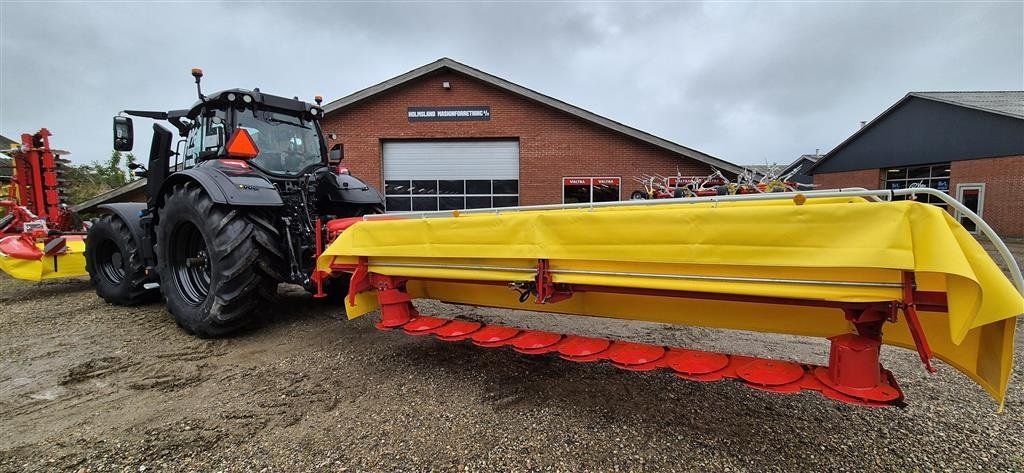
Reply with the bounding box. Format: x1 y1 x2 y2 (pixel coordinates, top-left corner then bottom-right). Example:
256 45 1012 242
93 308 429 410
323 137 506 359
0 243 1022 472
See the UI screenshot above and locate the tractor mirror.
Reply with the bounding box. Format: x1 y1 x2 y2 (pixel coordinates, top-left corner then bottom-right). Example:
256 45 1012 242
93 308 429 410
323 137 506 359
328 143 343 164
113 116 134 151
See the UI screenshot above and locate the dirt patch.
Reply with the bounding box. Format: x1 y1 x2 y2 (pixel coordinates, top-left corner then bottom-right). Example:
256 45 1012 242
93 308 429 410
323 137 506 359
0 241 1022 471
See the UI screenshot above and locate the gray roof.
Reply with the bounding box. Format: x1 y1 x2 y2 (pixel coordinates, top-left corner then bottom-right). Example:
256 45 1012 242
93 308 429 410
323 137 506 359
0 134 17 149
911 91 1023 119
323 58 744 175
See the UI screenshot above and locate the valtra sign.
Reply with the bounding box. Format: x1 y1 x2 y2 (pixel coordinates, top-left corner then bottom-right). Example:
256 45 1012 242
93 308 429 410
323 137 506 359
408 106 491 122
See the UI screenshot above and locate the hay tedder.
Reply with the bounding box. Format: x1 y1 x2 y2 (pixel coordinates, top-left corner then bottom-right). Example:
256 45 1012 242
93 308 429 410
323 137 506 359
631 165 815 200
1 70 1021 410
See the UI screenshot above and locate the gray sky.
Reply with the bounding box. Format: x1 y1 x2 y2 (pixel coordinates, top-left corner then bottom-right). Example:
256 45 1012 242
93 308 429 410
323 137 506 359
2 2 1021 166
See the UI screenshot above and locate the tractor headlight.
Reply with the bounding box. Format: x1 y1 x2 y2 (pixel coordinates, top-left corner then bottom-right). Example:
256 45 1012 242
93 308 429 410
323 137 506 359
242 95 253 103
227 93 237 101
310 108 320 116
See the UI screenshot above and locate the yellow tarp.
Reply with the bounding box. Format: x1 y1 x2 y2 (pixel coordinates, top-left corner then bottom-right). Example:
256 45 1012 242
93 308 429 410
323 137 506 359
317 197 1024 403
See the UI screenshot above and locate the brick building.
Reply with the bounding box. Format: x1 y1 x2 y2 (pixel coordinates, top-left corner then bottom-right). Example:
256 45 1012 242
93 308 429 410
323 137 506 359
320 58 743 211
809 91 1024 238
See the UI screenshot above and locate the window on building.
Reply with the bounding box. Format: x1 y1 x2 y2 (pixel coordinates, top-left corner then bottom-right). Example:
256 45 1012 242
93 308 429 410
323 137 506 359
563 177 621 204
384 179 519 212
882 163 951 209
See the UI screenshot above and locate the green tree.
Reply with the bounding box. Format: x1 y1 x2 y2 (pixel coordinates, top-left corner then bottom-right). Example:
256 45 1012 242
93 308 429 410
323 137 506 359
63 150 139 205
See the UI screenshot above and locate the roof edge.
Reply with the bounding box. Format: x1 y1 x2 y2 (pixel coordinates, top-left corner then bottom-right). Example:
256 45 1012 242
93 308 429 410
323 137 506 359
908 92 1024 120
809 91 1024 174
323 58 744 175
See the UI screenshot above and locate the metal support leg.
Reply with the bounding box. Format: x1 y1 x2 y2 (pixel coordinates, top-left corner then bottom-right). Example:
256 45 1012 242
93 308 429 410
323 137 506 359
813 308 902 403
371 274 417 329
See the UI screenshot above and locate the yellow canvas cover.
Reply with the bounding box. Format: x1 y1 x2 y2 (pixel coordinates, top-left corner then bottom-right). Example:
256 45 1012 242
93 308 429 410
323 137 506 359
317 197 1024 404
0 237 87 281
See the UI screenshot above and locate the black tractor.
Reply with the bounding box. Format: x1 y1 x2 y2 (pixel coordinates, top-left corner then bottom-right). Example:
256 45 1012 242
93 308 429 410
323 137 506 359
84 69 383 337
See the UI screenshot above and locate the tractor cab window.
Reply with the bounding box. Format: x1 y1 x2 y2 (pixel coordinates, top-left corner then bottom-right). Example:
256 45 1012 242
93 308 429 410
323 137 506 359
183 113 227 169
236 110 323 176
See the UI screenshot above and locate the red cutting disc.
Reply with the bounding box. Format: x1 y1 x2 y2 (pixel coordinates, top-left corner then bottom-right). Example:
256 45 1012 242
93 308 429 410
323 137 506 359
470 326 521 347
557 336 611 357
612 360 663 371
817 382 893 407
515 345 563 355
674 371 728 382
510 331 562 351
605 342 666 366
560 352 609 363
664 349 730 375
433 320 482 340
746 383 802 394
811 366 902 403
402 316 449 335
736 359 805 386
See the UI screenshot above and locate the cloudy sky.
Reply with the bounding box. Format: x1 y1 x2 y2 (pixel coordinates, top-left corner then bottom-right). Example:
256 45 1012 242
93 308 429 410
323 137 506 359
1 2 1021 166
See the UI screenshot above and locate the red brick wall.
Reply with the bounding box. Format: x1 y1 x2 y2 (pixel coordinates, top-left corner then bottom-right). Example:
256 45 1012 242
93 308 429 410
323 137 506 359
320 71 712 205
950 155 1023 238
812 168 881 190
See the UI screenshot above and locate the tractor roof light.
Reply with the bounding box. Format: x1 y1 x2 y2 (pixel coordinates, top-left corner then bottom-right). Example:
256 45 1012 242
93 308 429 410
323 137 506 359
242 95 253 103
227 93 237 101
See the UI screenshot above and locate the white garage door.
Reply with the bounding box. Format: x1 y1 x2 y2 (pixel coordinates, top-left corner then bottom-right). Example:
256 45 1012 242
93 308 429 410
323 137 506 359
382 140 520 212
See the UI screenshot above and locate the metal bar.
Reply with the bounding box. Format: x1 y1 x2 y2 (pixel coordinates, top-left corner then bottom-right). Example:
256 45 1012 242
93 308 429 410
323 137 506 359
365 187 880 219
367 261 903 288
568 283 899 311
550 268 903 288
369 262 537 273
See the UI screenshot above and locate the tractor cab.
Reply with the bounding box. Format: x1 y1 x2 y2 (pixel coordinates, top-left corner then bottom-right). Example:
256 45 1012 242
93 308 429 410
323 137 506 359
116 78 330 180
176 87 328 177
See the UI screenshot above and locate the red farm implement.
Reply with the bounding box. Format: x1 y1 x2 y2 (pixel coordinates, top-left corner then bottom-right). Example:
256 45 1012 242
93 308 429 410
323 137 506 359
0 129 87 281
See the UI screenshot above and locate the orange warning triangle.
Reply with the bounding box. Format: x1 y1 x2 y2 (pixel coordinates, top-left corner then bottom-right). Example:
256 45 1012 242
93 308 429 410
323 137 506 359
225 128 260 159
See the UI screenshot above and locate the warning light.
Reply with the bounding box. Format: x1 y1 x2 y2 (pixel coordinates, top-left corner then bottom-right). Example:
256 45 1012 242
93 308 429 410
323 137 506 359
225 128 259 159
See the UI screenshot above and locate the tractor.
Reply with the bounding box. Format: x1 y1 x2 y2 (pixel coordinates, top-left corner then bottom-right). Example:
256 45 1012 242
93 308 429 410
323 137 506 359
84 69 383 337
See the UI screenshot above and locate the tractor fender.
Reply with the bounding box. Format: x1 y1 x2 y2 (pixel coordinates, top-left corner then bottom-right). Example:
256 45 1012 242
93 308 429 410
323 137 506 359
157 167 283 208
97 203 148 248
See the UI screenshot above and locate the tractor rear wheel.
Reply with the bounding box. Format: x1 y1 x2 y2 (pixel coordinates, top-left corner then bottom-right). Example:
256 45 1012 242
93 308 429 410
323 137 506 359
156 182 285 337
85 214 159 305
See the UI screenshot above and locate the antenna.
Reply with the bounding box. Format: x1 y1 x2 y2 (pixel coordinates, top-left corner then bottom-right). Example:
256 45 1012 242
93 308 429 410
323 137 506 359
191 68 205 101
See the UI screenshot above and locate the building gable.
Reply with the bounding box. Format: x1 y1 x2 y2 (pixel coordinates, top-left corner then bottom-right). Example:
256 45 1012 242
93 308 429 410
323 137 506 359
324 58 743 175
813 96 1024 174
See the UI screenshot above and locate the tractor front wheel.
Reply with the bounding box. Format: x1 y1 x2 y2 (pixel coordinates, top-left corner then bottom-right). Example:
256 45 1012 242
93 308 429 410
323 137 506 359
85 214 159 305
156 182 285 337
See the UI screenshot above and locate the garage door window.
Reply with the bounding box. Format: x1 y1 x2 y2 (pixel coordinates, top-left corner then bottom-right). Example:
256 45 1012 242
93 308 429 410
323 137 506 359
563 177 621 204
385 179 519 212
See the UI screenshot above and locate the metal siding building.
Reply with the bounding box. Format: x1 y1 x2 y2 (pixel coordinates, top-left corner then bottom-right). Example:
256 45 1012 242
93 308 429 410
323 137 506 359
810 91 1024 238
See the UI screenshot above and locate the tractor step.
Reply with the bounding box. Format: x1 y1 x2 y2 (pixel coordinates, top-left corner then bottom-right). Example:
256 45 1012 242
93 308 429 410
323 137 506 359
376 314 905 407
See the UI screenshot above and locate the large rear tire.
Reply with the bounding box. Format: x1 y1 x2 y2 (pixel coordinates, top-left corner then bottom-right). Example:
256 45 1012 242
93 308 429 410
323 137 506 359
85 214 159 305
156 182 285 337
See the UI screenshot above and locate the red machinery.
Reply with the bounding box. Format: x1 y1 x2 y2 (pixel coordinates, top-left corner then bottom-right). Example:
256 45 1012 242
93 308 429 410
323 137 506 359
1 129 87 280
